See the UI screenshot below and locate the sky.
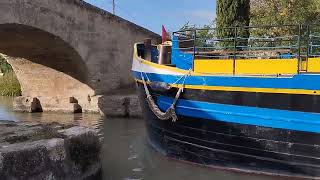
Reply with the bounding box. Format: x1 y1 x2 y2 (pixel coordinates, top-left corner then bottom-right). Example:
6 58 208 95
84 0 216 34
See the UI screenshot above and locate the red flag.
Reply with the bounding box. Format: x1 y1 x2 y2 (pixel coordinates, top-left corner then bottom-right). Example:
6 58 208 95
162 25 168 43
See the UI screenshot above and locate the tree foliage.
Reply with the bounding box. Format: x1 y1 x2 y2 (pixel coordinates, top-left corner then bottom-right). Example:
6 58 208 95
178 0 320 51
179 21 216 47
250 0 320 26
0 55 11 74
250 0 320 49
0 71 21 96
216 0 250 47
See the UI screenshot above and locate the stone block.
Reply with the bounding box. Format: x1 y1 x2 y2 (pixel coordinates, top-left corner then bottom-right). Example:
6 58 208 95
127 94 142 117
13 96 42 113
0 140 53 178
0 152 3 173
46 138 66 162
98 95 128 117
59 126 101 178
59 126 97 137
98 93 143 117
0 122 102 179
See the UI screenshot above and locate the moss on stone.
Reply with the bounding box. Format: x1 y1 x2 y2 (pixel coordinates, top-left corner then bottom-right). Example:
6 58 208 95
0 122 71 144
67 133 101 173
0 122 101 179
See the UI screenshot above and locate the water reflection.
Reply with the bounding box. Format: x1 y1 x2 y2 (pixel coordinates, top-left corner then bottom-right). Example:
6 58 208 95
0 96 16 121
102 118 281 180
0 96 103 130
0 96 283 180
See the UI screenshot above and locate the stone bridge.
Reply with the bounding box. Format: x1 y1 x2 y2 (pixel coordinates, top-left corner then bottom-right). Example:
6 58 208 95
0 0 160 114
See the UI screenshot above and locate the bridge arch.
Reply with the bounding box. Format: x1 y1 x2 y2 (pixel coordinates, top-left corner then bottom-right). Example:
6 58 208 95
0 23 89 83
0 23 94 112
0 0 160 113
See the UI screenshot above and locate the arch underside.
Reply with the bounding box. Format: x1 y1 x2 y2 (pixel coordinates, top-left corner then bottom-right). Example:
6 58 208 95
0 24 99 113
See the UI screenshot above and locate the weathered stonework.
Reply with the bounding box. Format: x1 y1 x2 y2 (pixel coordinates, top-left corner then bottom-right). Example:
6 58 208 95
127 94 143 117
0 0 160 114
0 122 102 179
13 96 43 113
99 93 143 117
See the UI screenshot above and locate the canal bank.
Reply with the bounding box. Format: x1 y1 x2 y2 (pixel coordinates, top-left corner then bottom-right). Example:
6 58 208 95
0 96 288 180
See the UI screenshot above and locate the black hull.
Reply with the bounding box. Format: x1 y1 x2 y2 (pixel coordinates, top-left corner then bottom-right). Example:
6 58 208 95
137 84 320 179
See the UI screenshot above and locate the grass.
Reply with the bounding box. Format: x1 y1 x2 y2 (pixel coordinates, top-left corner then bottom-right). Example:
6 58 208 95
0 71 21 96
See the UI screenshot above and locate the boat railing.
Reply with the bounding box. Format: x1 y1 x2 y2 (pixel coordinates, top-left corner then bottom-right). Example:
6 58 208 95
173 24 320 74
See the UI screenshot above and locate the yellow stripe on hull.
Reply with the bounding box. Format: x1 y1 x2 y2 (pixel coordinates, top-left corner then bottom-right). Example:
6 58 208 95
135 79 320 96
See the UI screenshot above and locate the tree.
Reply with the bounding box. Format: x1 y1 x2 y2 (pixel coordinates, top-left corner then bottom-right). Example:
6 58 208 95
249 0 320 53
0 55 11 74
251 0 318 26
179 21 216 48
216 0 250 48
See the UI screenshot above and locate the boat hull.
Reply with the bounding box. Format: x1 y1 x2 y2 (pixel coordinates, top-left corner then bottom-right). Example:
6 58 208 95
137 83 320 179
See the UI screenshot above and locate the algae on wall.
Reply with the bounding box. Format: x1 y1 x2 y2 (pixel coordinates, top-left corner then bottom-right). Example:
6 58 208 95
0 55 21 96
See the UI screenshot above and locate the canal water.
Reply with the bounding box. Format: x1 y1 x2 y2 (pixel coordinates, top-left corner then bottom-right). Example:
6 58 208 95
0 96 283 180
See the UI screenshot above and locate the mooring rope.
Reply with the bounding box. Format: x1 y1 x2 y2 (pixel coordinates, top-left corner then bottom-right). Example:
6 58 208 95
140 71 190 122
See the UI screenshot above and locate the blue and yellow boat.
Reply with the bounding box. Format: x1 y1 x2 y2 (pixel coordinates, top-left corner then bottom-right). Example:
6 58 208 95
132 25 320 178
